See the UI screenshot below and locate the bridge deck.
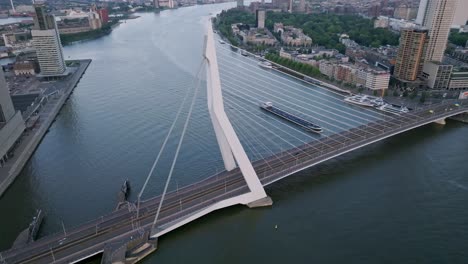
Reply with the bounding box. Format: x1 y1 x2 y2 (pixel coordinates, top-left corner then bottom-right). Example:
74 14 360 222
1 101 466 264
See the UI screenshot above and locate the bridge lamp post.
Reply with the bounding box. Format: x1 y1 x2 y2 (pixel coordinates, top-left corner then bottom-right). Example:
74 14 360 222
49 247 56 263
61 220 67 237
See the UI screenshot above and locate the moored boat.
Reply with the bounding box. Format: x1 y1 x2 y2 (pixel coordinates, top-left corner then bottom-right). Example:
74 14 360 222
375 103 409 115
258 62 273 69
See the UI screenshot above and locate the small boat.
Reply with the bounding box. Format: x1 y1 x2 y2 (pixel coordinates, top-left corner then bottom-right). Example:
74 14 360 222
121 179 130 198
375 103 409 115
260 102 322 133
258 62 273 69
230 45 239 52
218 40 225 44
241 50 249 56
344 94 374 107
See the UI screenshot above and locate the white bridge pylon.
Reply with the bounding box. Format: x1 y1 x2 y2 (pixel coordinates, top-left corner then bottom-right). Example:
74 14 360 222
203 21 272 207
151 22 272 239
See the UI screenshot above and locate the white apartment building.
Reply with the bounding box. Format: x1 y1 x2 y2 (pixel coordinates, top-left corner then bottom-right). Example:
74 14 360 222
32 29 66 76
417 0 457 62
365 70 390 90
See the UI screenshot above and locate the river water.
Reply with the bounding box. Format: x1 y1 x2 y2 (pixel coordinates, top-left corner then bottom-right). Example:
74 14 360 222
1 3 468 263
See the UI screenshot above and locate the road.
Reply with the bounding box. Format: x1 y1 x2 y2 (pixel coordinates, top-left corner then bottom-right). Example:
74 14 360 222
0 100 466 264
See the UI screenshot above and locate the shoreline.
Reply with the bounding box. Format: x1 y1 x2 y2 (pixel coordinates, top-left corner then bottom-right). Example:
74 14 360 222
0 59 92 197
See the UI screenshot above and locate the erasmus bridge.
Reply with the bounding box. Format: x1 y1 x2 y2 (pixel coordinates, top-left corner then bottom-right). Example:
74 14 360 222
1 23 467 264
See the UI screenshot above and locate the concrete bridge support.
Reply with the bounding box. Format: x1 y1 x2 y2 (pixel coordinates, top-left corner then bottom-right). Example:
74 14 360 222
433 118 446 125
101 232 157 264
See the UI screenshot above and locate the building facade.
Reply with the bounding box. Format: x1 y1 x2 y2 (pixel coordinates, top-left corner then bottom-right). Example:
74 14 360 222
394 27 428 81
423 62 453 89
256 9 265 29
0 70 25 167
452 0 468 27
365 70 390 90
418 0 457 63
31 4 66 77
449 69 468 90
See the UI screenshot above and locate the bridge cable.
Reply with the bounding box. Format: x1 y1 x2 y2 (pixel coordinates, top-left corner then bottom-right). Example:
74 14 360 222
227 107 287 169
136 61 205 219
225 96 322 161
217 53 418 128
151 62 205 231
224 97 318 164
221 81 362 143
225 95 321 149
223 88 350 150
215 47 391 121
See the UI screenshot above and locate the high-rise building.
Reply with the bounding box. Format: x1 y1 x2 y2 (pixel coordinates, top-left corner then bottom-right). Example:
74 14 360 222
256 9 265 29
365 70 390 90
452 0 468 27
237 0 244 8
394 27 428 81
422 62 453 89
31 4 67 77
0 70 25 167
417 0 457 62
298 0 306 13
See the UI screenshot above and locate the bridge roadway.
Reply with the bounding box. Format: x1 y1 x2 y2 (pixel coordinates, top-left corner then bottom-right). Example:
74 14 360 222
1 101 466 264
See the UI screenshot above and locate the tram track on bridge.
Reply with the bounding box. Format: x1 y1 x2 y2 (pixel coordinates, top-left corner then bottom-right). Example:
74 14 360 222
2 102 466 263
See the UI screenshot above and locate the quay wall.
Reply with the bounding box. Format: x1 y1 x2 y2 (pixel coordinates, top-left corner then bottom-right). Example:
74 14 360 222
0 59 92 197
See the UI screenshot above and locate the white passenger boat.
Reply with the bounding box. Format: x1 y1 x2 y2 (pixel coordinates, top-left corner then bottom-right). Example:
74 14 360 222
375 103 409 115
344 94 385 107
344 94 375 107
258 62 273 69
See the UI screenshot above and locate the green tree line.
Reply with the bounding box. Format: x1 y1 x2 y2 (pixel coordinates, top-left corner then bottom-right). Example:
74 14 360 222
60 20 118 45
265 53 322 78
449 31 468 47
264 12 399 53
214 9 255 46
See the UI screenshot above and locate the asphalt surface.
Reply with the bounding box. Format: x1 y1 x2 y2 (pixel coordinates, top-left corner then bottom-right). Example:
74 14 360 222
0 100 466 264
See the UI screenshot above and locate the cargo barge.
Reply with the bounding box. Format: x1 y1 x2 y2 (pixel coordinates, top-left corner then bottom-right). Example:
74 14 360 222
260 102 323 133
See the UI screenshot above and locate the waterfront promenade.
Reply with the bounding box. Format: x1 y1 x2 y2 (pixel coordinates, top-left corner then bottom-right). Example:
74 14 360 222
0 59 92 197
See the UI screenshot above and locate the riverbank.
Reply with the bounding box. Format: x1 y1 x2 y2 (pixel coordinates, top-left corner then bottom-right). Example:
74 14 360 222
60 21 120 46
0 59 91 197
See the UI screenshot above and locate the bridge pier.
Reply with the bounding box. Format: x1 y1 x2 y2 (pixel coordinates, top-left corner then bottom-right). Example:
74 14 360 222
433 118 446 125
247 196 273 208
101 231 157 264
